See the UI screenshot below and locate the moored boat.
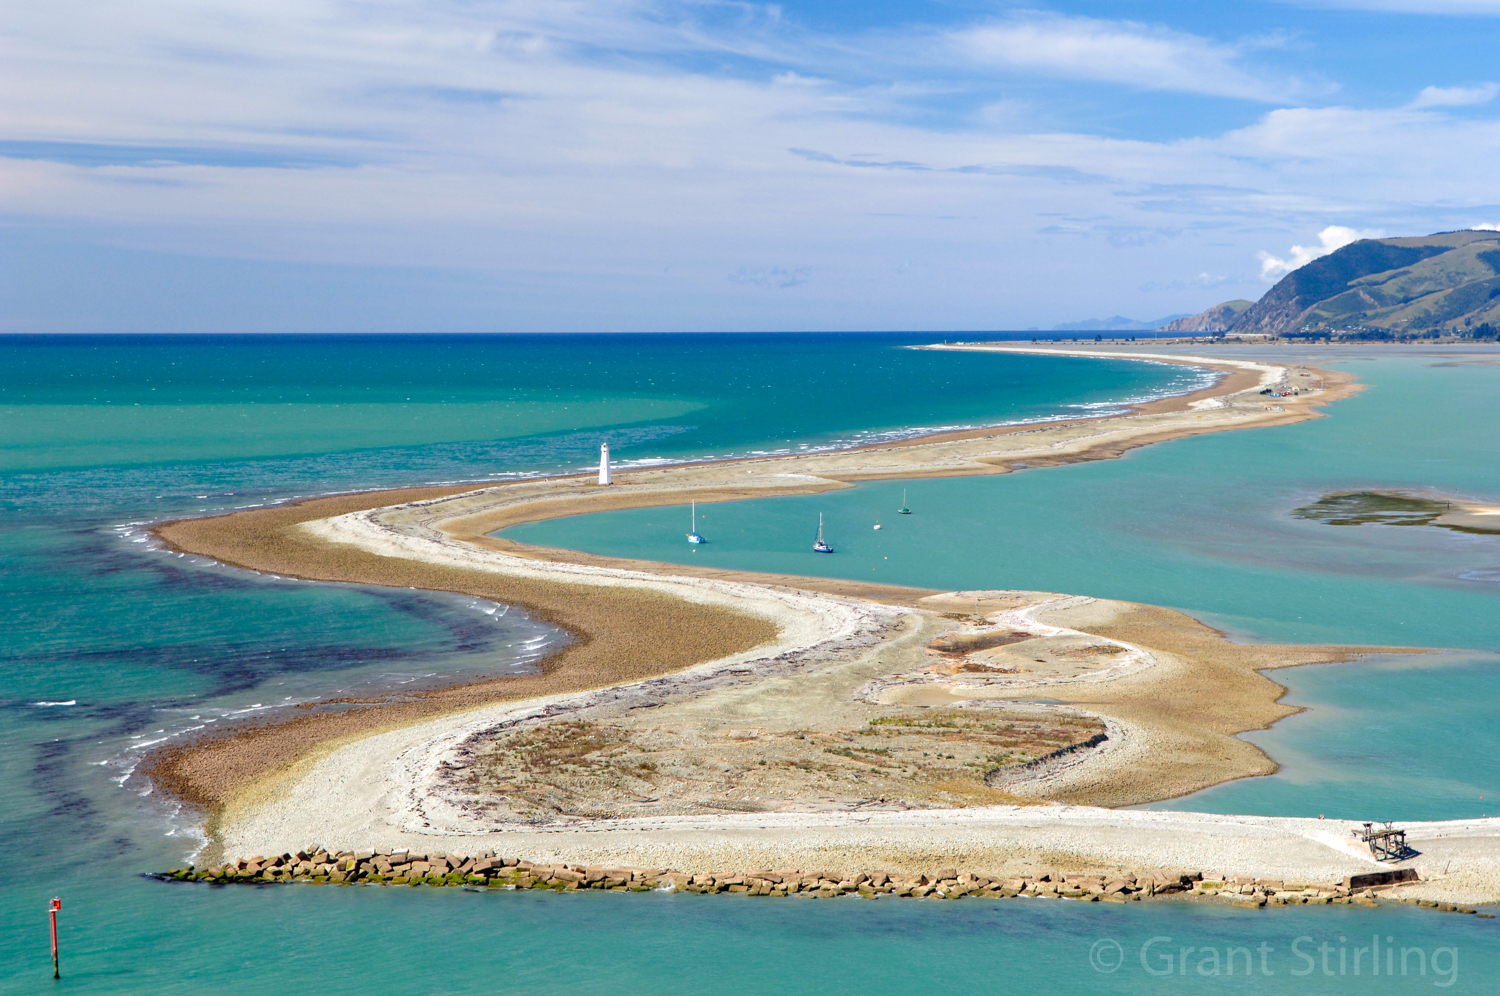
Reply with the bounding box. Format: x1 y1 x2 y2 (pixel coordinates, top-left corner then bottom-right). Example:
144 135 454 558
813 513 833 553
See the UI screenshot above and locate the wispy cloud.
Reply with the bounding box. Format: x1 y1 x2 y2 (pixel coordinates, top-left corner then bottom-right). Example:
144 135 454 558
729 266 810 288
0 140 359 169
948 14 1309 102
1408 82 1499 108
953 162 1112 184
1282 1 1500 13
789 148 930 171
3 0 1500 331
1139 271 1233 292
791 148 1111 183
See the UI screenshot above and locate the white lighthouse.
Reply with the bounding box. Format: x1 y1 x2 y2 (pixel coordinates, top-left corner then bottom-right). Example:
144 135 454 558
598 442 612 485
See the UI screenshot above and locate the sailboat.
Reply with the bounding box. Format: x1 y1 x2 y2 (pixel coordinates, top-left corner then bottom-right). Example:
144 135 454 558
687 501 705 544
813 513 833 553
898 489 911 515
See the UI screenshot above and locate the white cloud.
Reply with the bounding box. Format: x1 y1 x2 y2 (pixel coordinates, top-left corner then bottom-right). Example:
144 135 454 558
950 14 1303 101
1257 226 1379 280
1139 271 1233 292
773 72 827 87
729 266 811 288
1285 1 1500 12
3 0 1500 330
1409 83 1499 108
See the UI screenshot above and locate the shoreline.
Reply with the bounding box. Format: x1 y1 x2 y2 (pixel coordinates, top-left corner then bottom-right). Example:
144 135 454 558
157 840 1499 913
140 343 1492 895
149 345 1343 812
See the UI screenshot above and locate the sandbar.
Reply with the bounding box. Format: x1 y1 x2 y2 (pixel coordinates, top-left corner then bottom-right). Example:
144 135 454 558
145 344 1500 900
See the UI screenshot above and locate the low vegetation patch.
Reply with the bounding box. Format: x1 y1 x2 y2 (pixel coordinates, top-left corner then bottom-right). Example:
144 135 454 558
455 709 1105 822
1292 491 1453 528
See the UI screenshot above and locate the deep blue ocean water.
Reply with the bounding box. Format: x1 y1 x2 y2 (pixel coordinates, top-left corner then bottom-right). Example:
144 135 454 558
2 334 1496 994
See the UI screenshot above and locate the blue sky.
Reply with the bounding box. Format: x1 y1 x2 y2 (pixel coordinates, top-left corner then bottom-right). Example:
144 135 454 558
3 0 1499 332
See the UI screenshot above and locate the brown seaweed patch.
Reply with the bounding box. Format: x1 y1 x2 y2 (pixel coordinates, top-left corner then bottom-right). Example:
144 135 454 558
1292 491 1451 527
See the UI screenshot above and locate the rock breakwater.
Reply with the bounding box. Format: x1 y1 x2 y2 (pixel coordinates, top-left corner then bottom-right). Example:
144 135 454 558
155 849 1485 914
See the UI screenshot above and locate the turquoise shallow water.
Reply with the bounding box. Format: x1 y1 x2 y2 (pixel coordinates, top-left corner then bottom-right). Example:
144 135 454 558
7 887 1498 994
2 335 1496 994
508 355 1500 821
1 332 1206 475
1162 654 1500 820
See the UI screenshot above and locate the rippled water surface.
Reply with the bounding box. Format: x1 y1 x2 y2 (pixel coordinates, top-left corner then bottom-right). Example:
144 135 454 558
2 339 1500 990
510 354 1500 821
7 332 1341 995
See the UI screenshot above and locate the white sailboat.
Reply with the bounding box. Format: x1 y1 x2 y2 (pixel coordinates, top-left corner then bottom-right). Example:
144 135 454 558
687 501 705 544
813 513 833 553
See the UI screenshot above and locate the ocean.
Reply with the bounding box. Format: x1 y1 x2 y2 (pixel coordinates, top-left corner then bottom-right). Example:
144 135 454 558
1 333 1495 993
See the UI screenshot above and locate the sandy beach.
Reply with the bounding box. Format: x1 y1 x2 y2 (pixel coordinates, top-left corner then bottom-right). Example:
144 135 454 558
146 343 1500 902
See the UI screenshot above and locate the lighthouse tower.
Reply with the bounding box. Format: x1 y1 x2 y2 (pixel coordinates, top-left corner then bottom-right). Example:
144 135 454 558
598 442 612 485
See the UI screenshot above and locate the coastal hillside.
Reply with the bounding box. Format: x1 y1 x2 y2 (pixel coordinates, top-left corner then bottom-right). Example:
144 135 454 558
1176 231 1500 338
1159 300 1252 333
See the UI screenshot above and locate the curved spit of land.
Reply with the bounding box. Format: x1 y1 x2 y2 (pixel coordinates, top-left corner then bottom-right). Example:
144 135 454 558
145 345 1500 905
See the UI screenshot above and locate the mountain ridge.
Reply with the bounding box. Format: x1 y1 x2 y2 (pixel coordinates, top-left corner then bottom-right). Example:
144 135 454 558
1174 230 1500 339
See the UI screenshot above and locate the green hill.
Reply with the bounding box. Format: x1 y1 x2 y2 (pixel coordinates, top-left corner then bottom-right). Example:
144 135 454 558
1228 230 1500 338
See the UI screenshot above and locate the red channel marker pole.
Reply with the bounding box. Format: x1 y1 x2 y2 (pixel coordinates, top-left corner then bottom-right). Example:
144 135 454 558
49 897 61 979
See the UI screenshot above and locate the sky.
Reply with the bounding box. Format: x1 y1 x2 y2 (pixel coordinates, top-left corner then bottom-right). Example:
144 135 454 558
3 0 1500 333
